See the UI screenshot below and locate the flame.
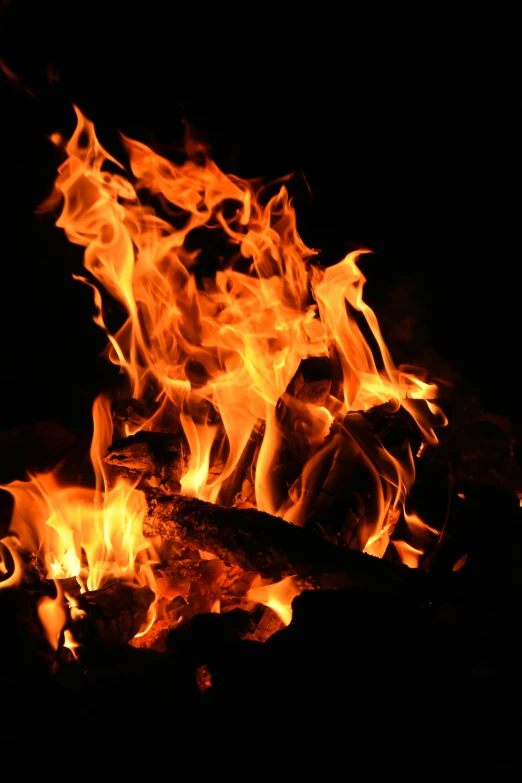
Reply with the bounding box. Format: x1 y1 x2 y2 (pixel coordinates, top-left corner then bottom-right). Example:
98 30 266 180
2 465 153 592
0 536 24 590
247 575 303 626
49 132 64 147
392 541 425 569
38 107 444 558
0 105 449 654
0 57 19 84
63 630 81 659
37 580 67 650
1 395 157 635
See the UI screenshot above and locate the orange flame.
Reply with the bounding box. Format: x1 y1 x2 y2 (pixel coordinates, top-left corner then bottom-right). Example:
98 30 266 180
37 580 67 650
392 510 440 568
0 536 23 590
0 105 449 653
38 107 443 557
1 395 157 639
247 575 303 626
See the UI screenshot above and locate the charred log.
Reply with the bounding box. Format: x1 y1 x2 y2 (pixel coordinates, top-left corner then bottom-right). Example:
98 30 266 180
112 397 160 431
105 430 189 492
73 580 155 646
144 492 431 593
285 356 333 406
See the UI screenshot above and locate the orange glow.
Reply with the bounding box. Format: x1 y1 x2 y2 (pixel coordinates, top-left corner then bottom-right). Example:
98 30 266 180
0 536 23 590
37 580 67 650
38 107 444 560
0 57 19 83
63 629 81 659
2 463 153 592
48 132 64 147
1 394 157 637
247 575 303 625
392 510 440 568
0 104 450 654
392 540 425 569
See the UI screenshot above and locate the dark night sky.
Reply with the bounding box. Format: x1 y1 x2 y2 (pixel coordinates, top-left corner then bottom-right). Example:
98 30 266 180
0 3 519 440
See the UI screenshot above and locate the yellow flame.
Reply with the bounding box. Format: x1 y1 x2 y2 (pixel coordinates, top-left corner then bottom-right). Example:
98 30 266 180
63 629 81 659
0 537 24 590
37 580 67 650
0 106 449 653
247 575 302 625
1 395 157 634
392 510 440 568
38 107 444 556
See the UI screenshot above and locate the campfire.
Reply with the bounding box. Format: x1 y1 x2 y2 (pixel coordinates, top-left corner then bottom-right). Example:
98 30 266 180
1 106 520 769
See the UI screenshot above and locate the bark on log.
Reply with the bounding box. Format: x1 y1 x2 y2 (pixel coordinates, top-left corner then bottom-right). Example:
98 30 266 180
73 580 155 646
144 493 431 594
105 431 189 492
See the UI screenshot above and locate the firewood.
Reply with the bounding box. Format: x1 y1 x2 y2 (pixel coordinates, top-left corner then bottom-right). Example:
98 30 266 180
112 397 159 431
285 356 333 406
143 492 431 593
73 580 155 646
104 430 189 492
103 358 434 555
103 357 337 502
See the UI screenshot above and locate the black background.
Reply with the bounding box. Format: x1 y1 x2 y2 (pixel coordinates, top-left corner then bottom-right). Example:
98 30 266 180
0 2 519 441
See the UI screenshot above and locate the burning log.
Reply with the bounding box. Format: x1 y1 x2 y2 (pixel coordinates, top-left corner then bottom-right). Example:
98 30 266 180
144 493 431 593
104 357 337 497
72 580 155 646
283 355 333 409
105 430 189 492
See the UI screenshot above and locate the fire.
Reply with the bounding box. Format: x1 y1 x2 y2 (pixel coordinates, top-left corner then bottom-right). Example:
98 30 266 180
247 576 302 626
0 537 23 590
0 394 157 640
39 107 441 547
2 468 151 591
1 105 446 647
392 541 425 569
392 510 441 568
37 580 67 650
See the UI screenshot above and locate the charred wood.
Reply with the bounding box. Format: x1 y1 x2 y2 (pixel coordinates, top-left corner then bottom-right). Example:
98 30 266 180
143 492 431 594
285 356 333 406
104 430 189 491
73 580 155 646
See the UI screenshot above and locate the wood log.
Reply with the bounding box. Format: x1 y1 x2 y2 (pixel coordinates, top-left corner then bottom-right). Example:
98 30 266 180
104 357 337 494
284 356 333 406
144 492 431 594
105 431 189 492
73 580 155 646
